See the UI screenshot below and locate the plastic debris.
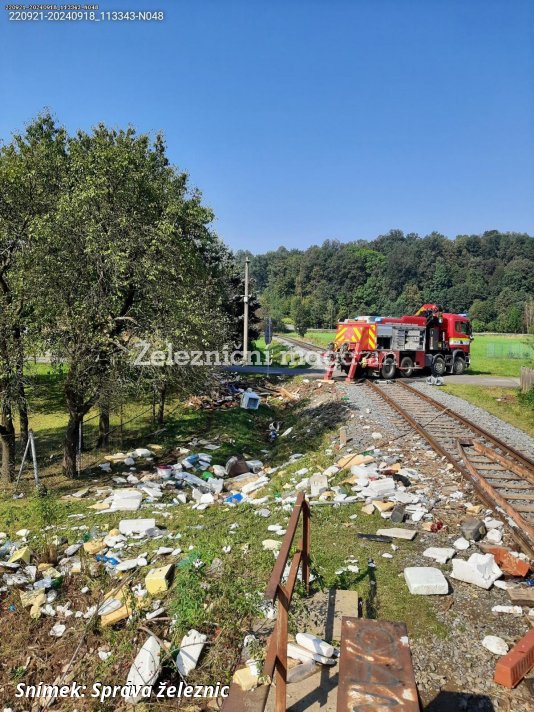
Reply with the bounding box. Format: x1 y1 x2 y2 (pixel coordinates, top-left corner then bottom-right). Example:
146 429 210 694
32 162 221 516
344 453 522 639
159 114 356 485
125 636 161 703
176 629 207 677
482 636 509 656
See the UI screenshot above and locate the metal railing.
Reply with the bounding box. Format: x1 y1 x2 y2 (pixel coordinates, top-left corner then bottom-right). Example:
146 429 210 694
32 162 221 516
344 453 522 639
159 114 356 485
222 491 311 712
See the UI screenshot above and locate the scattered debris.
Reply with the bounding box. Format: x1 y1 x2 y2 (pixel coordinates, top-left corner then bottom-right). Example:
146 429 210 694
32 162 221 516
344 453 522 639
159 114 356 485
423 547 456 564
451 553 502 589
176 629 207 677
460 518 486 542
126 636 161 703
404 567 449 595
482 635 509 656
376 528 417 541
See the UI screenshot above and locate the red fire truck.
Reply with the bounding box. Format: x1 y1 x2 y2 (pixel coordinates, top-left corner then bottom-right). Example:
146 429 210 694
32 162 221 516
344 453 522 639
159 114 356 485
324 304 472 381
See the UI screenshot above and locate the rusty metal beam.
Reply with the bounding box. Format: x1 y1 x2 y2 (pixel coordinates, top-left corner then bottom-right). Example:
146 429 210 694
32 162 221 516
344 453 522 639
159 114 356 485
265 491 304 601
222 494 311 712
472 440 534 486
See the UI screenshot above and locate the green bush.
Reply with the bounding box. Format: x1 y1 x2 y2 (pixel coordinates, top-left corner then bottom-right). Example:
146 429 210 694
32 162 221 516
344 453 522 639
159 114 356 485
471 319 486 332
518 386 534 409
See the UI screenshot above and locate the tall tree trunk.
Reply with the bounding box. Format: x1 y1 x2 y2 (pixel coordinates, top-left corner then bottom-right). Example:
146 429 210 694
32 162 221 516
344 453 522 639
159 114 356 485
157 383 166 425
0 407 16 483
63 411 82 479
14 328 28 448
97 402 110 449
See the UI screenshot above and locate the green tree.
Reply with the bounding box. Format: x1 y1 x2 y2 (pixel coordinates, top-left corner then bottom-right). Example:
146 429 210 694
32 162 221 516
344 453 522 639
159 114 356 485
0 113 67 481
290 296 311 337
469 299 496 326
495 306 523 334
32 124 228 476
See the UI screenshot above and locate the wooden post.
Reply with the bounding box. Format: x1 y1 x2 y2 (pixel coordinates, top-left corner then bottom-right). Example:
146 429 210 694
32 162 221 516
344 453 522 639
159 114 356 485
520 366 534 393
275 584 289 712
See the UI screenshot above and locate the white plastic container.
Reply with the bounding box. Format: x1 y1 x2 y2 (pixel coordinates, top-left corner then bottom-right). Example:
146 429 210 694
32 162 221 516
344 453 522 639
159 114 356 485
296 633 335 659
241 391 261 410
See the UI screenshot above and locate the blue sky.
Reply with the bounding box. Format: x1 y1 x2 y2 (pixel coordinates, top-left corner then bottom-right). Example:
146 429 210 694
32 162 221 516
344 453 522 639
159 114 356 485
1 0 533 252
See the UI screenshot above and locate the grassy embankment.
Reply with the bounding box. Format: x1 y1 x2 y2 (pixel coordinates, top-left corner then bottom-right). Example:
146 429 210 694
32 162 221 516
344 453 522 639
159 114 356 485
0 367 444 708
440 385 534 438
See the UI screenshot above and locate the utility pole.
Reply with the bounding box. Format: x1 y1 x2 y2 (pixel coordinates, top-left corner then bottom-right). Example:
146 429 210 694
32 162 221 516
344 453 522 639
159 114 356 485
243 256 250 365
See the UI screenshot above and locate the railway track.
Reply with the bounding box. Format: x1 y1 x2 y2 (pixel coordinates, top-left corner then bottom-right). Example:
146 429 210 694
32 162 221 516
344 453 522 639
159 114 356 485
367 380 534 557
274 334 326 353
274 335 534 555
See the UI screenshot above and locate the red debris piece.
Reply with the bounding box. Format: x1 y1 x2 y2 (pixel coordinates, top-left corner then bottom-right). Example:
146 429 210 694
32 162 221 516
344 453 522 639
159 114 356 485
486 546 530 578
430 521 444 533
494 629 534 689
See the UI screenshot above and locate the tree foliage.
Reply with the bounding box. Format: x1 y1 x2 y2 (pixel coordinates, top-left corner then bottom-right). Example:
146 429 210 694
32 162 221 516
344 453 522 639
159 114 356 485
251 229 534 332
0 115 238 479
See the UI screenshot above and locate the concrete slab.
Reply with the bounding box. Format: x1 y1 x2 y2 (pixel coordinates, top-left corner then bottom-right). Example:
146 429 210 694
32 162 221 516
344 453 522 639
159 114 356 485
404 567 449 595
331 589 359 641
376 527 417 540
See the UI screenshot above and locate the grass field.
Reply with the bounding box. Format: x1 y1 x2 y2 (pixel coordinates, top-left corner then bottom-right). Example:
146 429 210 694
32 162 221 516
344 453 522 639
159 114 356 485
441 384 534 437
293 330 534 377
0 375 445 705
252 337 309 367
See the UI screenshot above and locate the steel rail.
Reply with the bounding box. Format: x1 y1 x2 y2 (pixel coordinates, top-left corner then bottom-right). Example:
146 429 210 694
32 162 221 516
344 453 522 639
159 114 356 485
397 380 534 472
458 439 534 557
365 380 534 558
274 335 326 353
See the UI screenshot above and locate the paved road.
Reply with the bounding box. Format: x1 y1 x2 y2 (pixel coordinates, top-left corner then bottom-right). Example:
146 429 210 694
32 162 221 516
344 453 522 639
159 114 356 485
224 365 520 387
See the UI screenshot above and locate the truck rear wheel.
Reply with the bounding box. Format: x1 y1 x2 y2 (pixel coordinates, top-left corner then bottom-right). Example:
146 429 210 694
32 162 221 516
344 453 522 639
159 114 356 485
453 356 466 375
399 356 414 378
432 355 446 377
381 357 396 379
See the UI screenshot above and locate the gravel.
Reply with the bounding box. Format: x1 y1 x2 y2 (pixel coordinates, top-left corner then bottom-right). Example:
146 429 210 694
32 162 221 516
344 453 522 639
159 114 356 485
412 382 534 458
338 383 407 448
329 379 534 710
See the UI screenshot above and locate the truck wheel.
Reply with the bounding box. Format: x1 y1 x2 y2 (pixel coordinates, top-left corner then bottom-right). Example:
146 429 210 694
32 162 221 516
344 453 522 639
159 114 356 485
381 357 396 379
432 355 446 377
453 356 466 375
399 356 414 378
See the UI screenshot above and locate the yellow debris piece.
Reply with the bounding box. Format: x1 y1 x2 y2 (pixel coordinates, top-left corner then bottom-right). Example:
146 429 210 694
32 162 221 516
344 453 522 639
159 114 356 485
83 539 106 555
145 564 174 595
9 546 32 564
336 453 374 469
20 589 46 609
233 666 259 691
101 602 132 627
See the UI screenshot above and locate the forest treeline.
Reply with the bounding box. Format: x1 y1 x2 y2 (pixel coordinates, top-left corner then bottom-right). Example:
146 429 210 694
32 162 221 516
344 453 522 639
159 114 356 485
239 230 534 334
